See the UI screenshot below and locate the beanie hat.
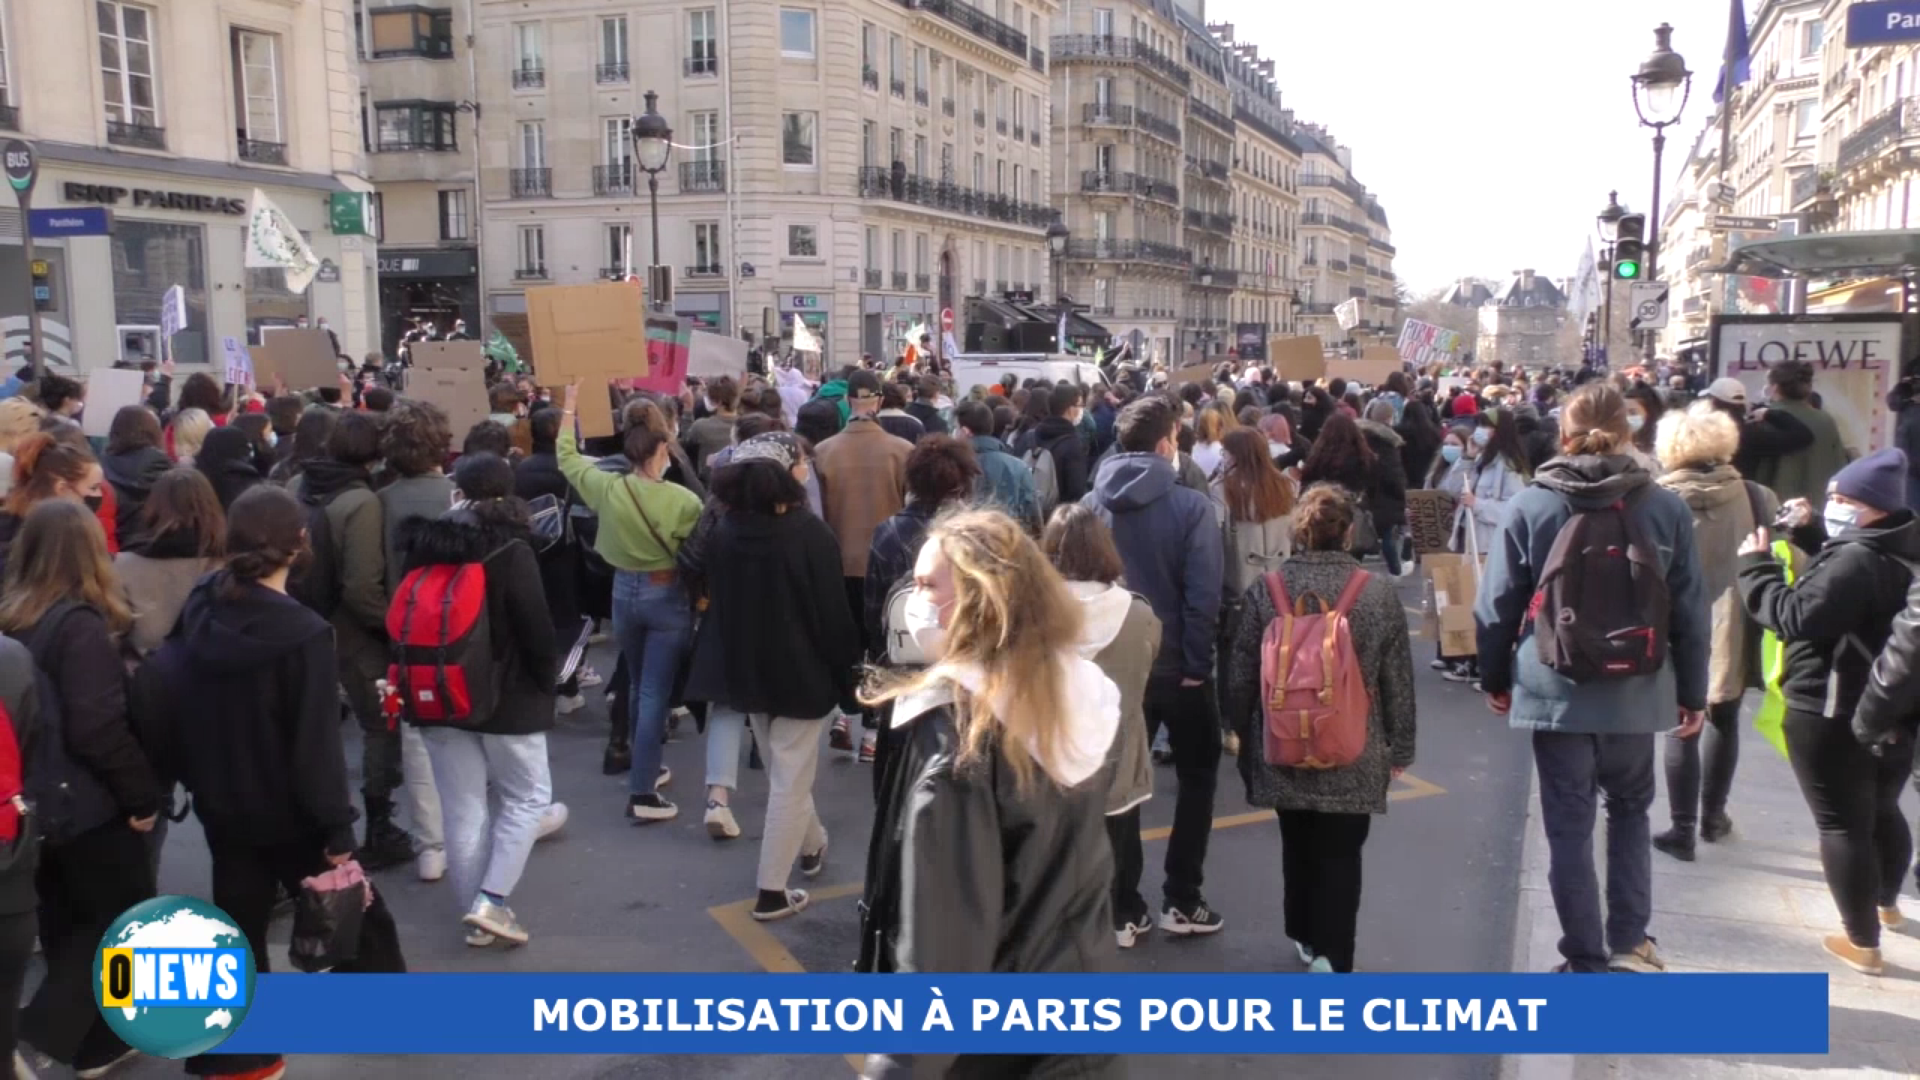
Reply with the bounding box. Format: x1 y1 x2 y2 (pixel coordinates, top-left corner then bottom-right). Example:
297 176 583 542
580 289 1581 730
1830 447 1909 515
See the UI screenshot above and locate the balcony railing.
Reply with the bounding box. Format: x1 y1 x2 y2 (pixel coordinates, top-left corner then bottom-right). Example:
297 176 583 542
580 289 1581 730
0 104 15 131
915 87 930 107
1079 169 1178 206
1030 130 1041 146
1839 98 1914 173
1369 237 1396 256
237 137 286 165
915 272 932 291
1790 167 1835 209
1061 238 1192 268
685 55 717 77
513 266 548 280
1372 294 1396 307
866 269 883 288
510 168 553 198
1183 209 1235 234
686 264 724 278
1349 285 1368 298
1049 34 1191 88
891 77 908 98
1300 172 1365 202
973 278 988 295
1030 46 1045 73
942 97 956 117
597 62 630 83
1302 302 1337 315
1194 267 1239 287
1084 103 1132 126
974 108 987 127
893 271 910 290
1187 97 1235 134
680 160 726 192
857 167 1059 229
1012 124 1025 140
1137 109 1181 143
106 118 165 150
994 279 1009 293
902 0 1028 61
863 66 880 90
512 67 545 89
996 118 1009 134
593 164 635 196
1328 258 1349 272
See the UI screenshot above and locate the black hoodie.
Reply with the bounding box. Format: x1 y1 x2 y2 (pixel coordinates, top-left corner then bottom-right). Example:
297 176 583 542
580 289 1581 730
133 573 358 855
1740 509 1920 721
194 427 267 510
102 444 171 543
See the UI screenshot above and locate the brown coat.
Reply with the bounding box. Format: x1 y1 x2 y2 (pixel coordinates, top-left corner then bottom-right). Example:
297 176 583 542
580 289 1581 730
1659 463 1776 704
814 415 912 578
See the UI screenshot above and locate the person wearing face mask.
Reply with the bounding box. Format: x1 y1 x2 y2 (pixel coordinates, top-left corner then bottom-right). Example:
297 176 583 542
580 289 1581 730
0 433 107 579
560 381 704 823
1454 409 1530 560
1623 384 1665 469
684 434 859 919
857 510 1123 1080
1738 447 1919 977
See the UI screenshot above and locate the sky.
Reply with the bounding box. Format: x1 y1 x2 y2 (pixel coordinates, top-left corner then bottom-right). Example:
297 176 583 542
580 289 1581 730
1211 0 1735 295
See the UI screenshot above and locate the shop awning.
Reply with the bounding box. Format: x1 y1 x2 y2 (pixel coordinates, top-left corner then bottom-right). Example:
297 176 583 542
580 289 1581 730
1712 230 1920 279
966 296 1112 342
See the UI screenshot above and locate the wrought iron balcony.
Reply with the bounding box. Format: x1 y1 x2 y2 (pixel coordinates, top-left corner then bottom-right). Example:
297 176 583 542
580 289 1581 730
1194 267 1238 287
942 97 955 117
686 264 724 278
996 117 1008 134
974 108 987 128
915 87 930 107
1136 109 1181 144
1838 98 1914 174
1012 124 1025 140
892 77 908 98
1327 258 1348 272
685 55 717 77
1349 285 1368 297
863 66 880 90
107 118 165 150
915 273 932 291
900 0 1028 62
973 278 988 295
1049 34 1190 88
680 160 726 192
237 137 286 166
593 164 635 196
1369 237 1396 256
1300 172 1365 202
0 104 15 131
1187 97 1235 134
513 265 549 281
867 269 883 288
597 62 630 83
1084 103 1131 125
512 67 545 89
857 167 1059 229
1079 169 1179 206
1790 167 1835 209
1030 46 1045 73
1183 208 1235 234
1302 302 1337 315
510 168 552 198
1029 129 1041 147
893 271 910 290
1061 238 1192 268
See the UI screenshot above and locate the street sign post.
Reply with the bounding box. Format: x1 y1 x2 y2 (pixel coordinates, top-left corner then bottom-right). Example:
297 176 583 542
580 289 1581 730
1709 214 1780 232
1847 0 1920 48
1630 283 1670 332
3 139 42 378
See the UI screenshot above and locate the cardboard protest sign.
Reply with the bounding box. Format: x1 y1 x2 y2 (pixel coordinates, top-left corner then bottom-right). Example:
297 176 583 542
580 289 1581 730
1405 489 1459 556
1168 363 1214 388
688 329 750 380
409 341 490 437
253 327 339 390
220 337 253 387
1426 553 1481 659
1329 346 1404 387
525 284 648 437
634 316 691 396
82 368 147 438
1269 335 1326 383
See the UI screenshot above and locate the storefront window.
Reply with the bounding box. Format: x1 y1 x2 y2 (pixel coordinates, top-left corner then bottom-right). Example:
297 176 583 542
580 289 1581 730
112 219 207 366
245 227 311 344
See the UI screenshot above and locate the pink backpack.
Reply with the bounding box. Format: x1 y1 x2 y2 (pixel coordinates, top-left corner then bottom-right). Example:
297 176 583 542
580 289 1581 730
1260 569 1373 769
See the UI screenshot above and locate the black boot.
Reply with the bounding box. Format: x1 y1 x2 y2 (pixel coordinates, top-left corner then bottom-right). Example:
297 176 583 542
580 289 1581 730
1652 825 1696 862
359 795 416 871
1700 811 1734 843
603 732 632 776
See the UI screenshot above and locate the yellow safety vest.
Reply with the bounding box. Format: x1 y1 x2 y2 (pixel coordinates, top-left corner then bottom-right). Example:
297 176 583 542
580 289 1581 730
1753 538 1798 760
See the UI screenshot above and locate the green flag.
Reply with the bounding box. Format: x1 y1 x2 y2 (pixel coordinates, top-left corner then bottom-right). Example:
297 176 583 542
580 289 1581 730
485 329 523 374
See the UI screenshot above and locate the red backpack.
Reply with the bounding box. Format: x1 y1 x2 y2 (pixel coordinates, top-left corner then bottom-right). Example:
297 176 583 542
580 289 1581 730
0 700 22 843
384 552 503 727
1260 569 1373 769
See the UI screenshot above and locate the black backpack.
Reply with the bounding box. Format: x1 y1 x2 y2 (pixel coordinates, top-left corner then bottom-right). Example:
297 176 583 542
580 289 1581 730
1529 486 1671 682
289 495 346 620
18 603 121 844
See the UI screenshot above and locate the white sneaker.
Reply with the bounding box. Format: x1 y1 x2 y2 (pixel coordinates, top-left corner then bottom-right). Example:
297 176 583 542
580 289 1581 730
417 847 447 882
578 664 605 688
536 802 568 841
464 926 498 948
705 801 741 840
656 764 672 789
15 1049 37 1080
1293 939 1316 966
463 896 529 945
556 694 586 716
1115 917 1152 949
1307 956 1334 974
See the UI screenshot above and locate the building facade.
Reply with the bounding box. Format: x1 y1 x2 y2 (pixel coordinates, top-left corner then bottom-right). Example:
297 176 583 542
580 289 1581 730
473 0 1058 366
1475 270 1566 370
0 0 377 373
1293 123 1395 346
1211 23 1300 361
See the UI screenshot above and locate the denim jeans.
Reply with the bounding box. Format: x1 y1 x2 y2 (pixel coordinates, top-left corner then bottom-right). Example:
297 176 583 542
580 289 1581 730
706 705 750 791
612 572 692 796
1532 730 1656 972
419 727 554 906
1380 525 1405 576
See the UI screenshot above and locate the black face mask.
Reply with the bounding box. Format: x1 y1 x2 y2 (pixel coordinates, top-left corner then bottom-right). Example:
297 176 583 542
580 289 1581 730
83 493 104 514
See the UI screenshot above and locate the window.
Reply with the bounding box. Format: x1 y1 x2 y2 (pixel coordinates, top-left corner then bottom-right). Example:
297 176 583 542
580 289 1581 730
1093 7 1113 37
606 222 633 273
892 230 906 278
374 101 457 151
940 142 953 180
519 121 545 168
889 34 902 92
862 120 876 169
1094 211 1113 240
1012 164 1021 200
1094 76 1113 110
601 16 628 70
996 160 1006 195
99 1 160 129
889 127 903 166
518 225 546 274
914 46 928 94
972 152 984 190
1795 98 1818 139
866 226 880 275
1093 278 1110 311
913 134 927 176
1801 18 1823 57
915 234 929 275
604 117 632 167
513 22 543 76
783 112 816 166
1095 143 1113 173
694 221 723 272
788 224 818 258
438 189 469 240
861 22 876 71
688 9 716 74
231 29 281 147
117 220 209 365
780 8 815 59
690 111 719 162
368 5 453 59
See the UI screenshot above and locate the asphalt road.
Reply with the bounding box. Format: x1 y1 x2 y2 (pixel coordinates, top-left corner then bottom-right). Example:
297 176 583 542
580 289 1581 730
94 582 1534 1080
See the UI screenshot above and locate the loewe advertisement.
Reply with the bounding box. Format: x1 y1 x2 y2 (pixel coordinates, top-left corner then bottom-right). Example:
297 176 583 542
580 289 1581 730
1710 314 1902 459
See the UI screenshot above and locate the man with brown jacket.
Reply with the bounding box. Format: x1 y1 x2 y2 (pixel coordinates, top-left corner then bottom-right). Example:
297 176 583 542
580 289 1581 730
812 369 911 759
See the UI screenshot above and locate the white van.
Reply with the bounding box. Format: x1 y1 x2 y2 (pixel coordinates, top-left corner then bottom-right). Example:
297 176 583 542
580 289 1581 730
949 353 1109 394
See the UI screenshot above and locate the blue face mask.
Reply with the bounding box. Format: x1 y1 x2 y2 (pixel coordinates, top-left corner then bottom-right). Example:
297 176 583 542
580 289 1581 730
1441 444 1463 464
1824 501 1859 538
1471 427 1493 447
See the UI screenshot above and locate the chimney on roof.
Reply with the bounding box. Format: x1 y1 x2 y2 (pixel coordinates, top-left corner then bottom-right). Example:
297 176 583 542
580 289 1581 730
1520 269 1536 292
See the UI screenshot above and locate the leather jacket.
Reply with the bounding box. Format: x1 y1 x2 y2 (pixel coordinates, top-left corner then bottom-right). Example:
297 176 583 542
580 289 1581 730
1855 567 1920 746
857 695 1121 1080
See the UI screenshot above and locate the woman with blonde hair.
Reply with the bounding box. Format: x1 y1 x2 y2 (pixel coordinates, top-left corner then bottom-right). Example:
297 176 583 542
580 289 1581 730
1191 402 1231 479
0 398 44 497
170 407 213 465
1651 401 1775 861
857 509 1122 1077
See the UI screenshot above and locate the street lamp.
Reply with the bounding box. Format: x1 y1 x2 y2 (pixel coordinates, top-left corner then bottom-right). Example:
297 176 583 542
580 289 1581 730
1630 25 1691 286
1046 220 1069 304
632 90 673 305
1197 259 1215 356
1596 190 1626 243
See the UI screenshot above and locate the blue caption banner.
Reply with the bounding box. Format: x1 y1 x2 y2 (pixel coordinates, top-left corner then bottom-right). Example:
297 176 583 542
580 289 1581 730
218 974 1829 1055
1847 0 1920 48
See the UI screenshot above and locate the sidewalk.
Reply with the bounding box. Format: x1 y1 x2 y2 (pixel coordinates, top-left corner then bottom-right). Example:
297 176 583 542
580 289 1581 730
1506 702 1920 1080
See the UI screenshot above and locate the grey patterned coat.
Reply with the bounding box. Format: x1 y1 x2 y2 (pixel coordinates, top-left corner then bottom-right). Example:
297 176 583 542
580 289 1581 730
1224 550 1418 815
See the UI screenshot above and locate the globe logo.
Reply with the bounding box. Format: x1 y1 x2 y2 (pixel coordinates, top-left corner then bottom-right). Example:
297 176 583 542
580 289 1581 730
92 896 256 1059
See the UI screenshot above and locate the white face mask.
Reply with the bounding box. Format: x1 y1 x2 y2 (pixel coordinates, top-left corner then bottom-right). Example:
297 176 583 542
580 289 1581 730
1627 413 1646 434
902 589 949 658
1824 501 1859 538
1471 427 1492 447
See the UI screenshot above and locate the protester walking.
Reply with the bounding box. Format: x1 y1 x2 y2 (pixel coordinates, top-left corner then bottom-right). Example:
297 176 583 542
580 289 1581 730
1358 400 1411 577
955 400 1040 532
1226 485 1417 973
858 510 1123 1079
1475 382 1709 975
1738 448 1917 976
515 408 586 712
0 433 106 579
1651 403 1776 861
101 406 171 544
115 468 227 657
193 427 267 511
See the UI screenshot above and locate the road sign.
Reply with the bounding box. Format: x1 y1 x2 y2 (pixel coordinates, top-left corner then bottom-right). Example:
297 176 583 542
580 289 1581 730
940 307 954 332
1709 214 1780 232
27 207 112 237
3 140 33 198
1630 283 1670 331
1847 0 1920 47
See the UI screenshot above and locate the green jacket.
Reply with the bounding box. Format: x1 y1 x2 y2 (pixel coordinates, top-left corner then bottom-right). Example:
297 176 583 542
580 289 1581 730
814 380 851 425
557 429 701 572
1751 398 1850 507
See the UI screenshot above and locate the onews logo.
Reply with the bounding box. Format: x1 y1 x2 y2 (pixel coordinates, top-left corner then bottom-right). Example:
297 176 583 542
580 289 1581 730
93 896 258 1059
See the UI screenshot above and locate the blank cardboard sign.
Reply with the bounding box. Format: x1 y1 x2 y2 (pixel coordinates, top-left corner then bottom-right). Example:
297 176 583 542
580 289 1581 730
82 368 148 438
254 328 339 390
1270 335 1326 383
408 342 489 437
525 284 649 437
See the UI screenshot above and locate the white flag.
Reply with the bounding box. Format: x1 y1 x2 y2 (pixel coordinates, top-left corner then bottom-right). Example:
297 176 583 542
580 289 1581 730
791 315 820 354
1335 298 1361 330
1567 238 1602 328
245 188 321 293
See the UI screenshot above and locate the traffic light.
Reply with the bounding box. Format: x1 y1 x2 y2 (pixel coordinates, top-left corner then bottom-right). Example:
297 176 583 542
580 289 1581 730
1613 213 1646 281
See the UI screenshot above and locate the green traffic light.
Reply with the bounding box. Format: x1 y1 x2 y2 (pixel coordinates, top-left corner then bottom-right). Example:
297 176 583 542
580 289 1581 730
1614 260 1641 280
